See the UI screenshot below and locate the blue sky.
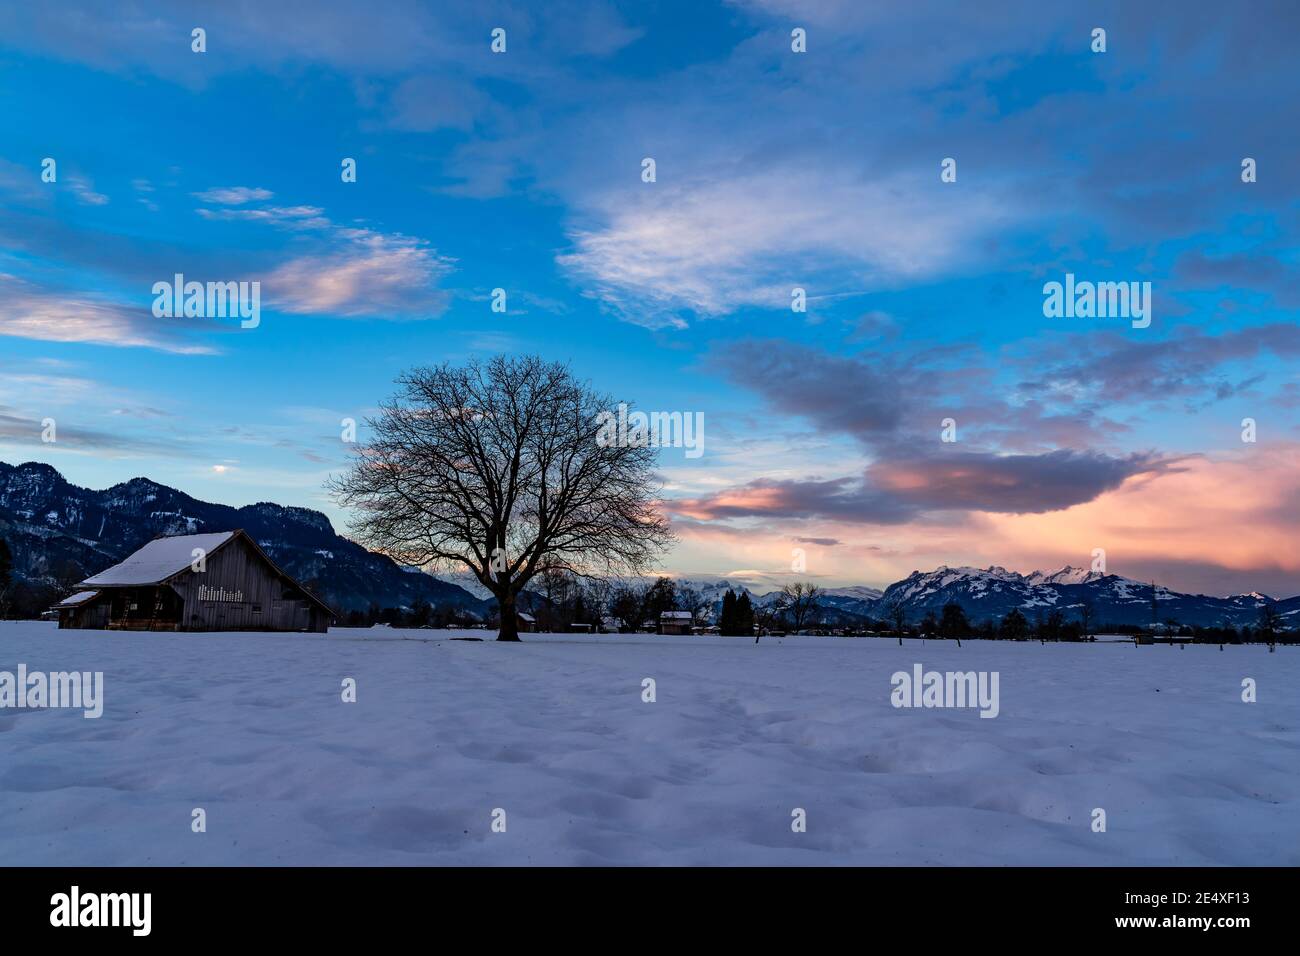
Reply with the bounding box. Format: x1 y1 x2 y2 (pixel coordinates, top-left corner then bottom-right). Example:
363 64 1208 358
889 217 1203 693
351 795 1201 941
1 0 1298 595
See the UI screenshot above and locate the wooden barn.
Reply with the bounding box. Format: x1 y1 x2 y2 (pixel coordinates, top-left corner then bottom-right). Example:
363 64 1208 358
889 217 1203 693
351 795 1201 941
54 530 333 633
659 610 694 635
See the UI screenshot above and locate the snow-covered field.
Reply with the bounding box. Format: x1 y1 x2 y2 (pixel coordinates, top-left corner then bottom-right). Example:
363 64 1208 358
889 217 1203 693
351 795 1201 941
1 621 1296 866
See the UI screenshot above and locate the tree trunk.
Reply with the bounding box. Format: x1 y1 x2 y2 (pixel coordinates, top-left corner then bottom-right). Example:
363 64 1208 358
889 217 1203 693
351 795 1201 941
496 592 522 642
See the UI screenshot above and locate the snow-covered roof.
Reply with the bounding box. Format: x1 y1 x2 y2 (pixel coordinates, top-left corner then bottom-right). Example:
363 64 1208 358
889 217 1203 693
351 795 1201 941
661 610 693 619
54 590 100 608
517 612 536 622
82 532 236 586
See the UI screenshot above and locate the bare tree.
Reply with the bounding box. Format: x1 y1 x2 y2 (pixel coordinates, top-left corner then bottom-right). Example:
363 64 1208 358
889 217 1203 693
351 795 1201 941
1259 603 1280 651
780 582 822 632
584 575 615 631
639 576 677 628
537 558 577 631
882 595 907 645
753 601 779 644
1078 599 1095 641
676 584 714 628
330 356 673 641
608 584 643 633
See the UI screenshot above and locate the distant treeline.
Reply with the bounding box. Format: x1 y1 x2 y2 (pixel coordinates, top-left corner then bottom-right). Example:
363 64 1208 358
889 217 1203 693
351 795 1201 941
335 573 1297 645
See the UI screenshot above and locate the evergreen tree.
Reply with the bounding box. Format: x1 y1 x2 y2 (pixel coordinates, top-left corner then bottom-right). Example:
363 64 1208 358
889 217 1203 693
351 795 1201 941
1038 608 1065 641
719 589 737 635
410 597 432 627
920 609 939 636
938 601 970 641
736 592 755 637
999 608 1030 640
0 536 11 619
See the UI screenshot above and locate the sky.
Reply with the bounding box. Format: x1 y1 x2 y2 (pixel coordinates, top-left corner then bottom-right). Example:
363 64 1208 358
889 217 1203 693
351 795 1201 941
0 0 1297 597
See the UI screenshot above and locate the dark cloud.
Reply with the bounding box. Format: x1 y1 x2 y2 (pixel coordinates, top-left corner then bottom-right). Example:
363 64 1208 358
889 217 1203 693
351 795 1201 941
705 332 1209 521
866 449 1177 514
0 408 193 456
669 476 914 525
713 341 908 441
713 338 1137 455
1175 252 1300 309
1021 323 1300 411
668 449 1172 524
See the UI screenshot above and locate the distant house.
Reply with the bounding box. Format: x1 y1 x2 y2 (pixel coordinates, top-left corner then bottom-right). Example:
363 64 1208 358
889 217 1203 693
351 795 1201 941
659 610 694 635
517 612 536 633
53 530 333 633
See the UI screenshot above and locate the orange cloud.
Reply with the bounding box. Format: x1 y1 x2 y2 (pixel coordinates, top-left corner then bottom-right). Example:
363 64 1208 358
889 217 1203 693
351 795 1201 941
985 444 1300 576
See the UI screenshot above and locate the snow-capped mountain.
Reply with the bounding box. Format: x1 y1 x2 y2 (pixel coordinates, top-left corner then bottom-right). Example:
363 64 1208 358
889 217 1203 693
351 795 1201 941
674 578 765 606
879 566 1043 618
668 579 883 623
820 585 886 601
435 569 496 600
1024 565 1106 586
803 586 884 620
876 565 1298 628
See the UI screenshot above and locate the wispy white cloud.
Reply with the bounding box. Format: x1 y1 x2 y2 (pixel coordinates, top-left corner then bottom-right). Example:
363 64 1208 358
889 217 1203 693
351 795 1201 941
266 229 455 319
558 165 1013 326
133 178 160 212
192 186 274 205
188 190 456 320
67 175 108 206
195 204 328 228
0 274 216 354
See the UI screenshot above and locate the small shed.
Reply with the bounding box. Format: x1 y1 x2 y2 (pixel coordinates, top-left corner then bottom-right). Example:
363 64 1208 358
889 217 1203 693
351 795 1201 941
659 610 694 635
517 611 536 633
54 530 333 633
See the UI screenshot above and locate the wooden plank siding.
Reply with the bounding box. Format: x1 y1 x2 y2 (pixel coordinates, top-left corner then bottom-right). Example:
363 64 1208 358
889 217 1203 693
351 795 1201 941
167 534 322 631
59 601 111 630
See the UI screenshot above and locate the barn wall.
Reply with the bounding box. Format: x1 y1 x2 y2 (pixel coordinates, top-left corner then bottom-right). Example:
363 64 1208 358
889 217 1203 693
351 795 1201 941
80 601 112 629
59 600 111 630
168 536 326 632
